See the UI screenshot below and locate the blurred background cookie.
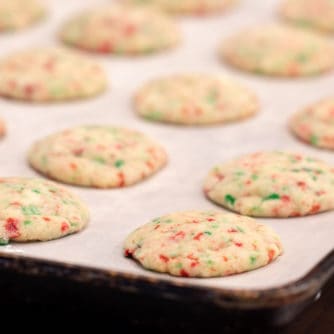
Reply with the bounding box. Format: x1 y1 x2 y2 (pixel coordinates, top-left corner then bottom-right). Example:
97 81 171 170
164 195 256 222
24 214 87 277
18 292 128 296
280 0 334 33
0 0 45 32
122 0 237 15
135 73 259 125
0 48 107 102
221 24 334 77
60 5 181 55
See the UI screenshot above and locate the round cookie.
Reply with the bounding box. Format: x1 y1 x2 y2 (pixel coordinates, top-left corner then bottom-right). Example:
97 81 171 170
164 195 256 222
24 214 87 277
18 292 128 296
122 0 236 15
204 151 334 217
28 126 167 188
0 48 107 102
0 177 89 244
60 5 180 55
221 24 334 77
0 117 5 138
124 210 283 278
280 0 334 33
0 0 44 32
290 98 334 150
135 74 259 125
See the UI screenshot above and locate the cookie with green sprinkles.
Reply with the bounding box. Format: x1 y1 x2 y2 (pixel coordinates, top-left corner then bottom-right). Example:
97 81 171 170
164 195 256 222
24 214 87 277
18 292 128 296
124 210 283 278
204 151 334 217
28 125 167 188
290 98 334 150
0 177 89 244
59 4 181 55
0 48 107 102
220 24 334 77
134 74 259 125
0 0 44 32
122 0 237 15
280 0 334 33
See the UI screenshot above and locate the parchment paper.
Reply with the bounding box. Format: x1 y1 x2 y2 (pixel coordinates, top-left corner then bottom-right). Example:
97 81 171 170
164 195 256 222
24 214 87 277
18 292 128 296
0 0 333 290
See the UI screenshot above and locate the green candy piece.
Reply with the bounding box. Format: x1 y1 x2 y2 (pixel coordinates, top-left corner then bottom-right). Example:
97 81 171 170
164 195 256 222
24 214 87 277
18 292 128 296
24 220 32 226
250 255 257 265
236 226 245 233
93 156 106 164
263 193 280 201
225 194 236 206
22 205 41 215
114 159 125 168
0 238 9 246
204 231 212 236
310 134 319 146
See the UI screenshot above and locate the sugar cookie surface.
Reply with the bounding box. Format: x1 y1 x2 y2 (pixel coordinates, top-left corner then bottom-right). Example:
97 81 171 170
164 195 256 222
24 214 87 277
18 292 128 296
124 210 283 278
135 74 259 125
281 0 334 33
204 151 334 217
0 178 89 244
0 48 107 102
60 5 180 55
28 126 167 188
122 0 236 15
221 24 334 77
0 0 44 31
290 98 334 150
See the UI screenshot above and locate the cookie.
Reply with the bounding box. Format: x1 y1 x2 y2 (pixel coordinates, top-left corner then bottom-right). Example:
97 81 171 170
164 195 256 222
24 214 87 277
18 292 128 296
204 151 334 217
0 117 5 138
124 210 283 278
0 0 44 32
290 98 334 150
221 24 334 77
280 0 334 33
122 0 236 15
28 126 167 188
60 5 180 55
135 74 259 125
0 48 107 102
0 177 89 244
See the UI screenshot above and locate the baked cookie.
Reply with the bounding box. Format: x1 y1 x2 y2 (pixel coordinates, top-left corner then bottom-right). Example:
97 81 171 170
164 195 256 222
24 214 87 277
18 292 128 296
204 151 334 217
28 126 167 188
0 177 89 245
60 5 180 55
290 98 334 150
221 24 334 77
124 210 283 277
0 117 5 138
0 0 44 32
0 48 107 102
280 0 334 33
122 0 237 15
135 74 259 125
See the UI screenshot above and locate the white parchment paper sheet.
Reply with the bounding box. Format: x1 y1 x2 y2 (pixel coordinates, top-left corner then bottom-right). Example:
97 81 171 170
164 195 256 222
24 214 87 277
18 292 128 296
0 0 333 290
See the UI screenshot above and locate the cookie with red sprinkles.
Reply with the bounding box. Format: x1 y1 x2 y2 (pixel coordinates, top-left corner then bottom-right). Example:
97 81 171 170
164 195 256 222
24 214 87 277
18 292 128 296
221 24 334 77
59 5 180 55
124 210 283 277
28 126 167 188
0 0 44 32
204 151 334 217
290 97 334 150
0 177 89 244
135 73 259 125
0 48 107 102
122 0 237 15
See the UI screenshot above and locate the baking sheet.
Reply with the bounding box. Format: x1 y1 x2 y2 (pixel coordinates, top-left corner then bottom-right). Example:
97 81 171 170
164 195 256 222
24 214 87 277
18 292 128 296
0 0 333 290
